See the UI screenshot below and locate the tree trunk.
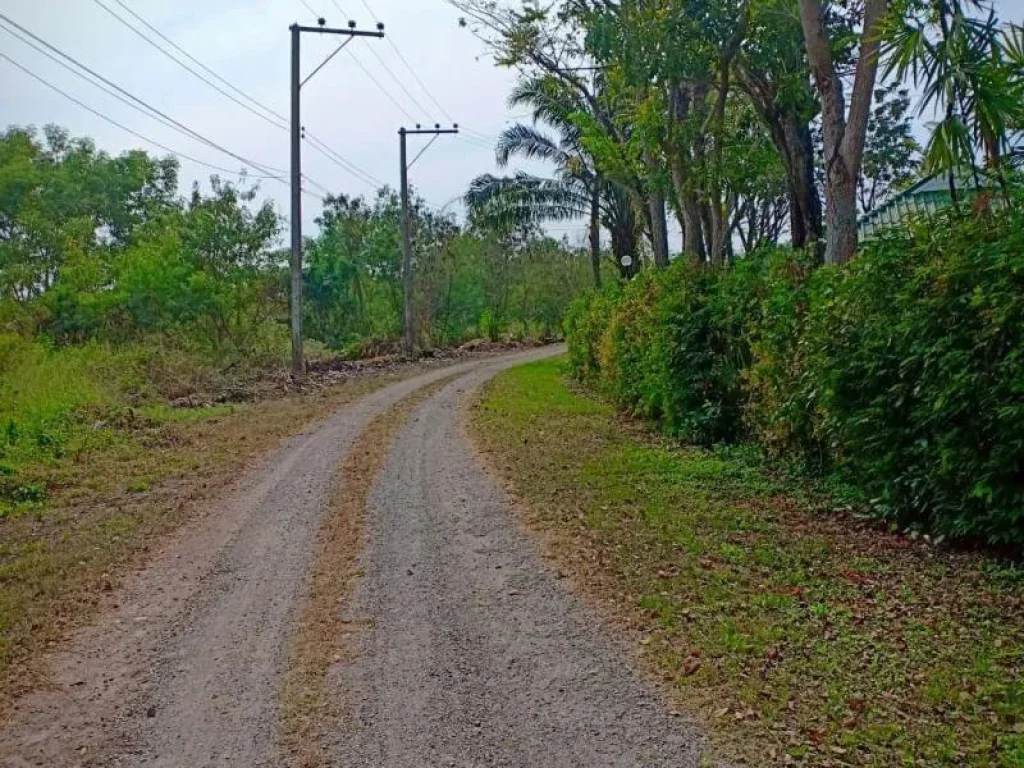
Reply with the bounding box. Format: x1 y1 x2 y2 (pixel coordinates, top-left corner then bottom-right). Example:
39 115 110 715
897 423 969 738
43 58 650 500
648 192 670 268
611 222 639 279
737 68 823 251
798 0 887 264
782 119 822 251
589 175 602 288
680 193 706 264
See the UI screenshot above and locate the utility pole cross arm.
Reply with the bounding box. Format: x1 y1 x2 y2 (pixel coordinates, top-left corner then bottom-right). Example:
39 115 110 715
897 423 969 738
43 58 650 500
289 18 386 380
398 124 459 359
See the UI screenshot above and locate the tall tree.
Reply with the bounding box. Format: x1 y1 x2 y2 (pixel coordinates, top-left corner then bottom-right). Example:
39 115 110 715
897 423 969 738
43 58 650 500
465 71 640 279
735 0 823 249
798 0 889 264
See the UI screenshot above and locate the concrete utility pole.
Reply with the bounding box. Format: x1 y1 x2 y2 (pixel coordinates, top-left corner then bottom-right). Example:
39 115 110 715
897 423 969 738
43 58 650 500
398 124 458 358
290 18 384 379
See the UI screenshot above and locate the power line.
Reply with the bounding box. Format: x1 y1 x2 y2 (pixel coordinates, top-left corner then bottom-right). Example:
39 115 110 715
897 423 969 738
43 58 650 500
0 52 283 180
329 1 432 120
306 134 382 186
90 0 288 131
320 0 427 124
105 0 288 127
0 52 327 203
92 2 381 192
298 0 321 19
302 174 332 195
353 0 459 125
304 133 383 188
345 48 417 122
362 45 432 119
351 1 494 149
0 12 284 177
0 21 203 147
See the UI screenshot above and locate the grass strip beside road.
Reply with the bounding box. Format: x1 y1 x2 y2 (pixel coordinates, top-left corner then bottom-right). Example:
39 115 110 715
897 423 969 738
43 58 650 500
468 356 1024 768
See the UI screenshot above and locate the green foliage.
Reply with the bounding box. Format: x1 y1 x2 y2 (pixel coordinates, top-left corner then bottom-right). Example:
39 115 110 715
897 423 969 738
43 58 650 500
743 248 830 470
882 0 1024 183
564 287 617 384
568 205 1024 545
858 84 922 212
303 189 593 353
810 207 1024 543
0 334 143 514
569 259 762 445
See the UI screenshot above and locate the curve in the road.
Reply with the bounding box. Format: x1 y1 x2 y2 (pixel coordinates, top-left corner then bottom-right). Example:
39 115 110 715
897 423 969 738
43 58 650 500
327 359 705 767
1 345 706 768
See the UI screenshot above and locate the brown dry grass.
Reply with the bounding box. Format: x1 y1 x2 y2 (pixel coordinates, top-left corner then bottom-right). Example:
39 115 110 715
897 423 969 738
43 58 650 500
0 365 448 712
278 373 460 768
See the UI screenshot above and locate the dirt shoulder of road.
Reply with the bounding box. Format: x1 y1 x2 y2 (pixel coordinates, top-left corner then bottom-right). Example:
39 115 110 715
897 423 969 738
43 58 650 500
467 356 1024 768
0 351 514 711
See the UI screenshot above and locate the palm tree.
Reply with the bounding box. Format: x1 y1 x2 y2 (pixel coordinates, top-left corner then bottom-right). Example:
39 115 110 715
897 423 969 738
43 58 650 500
882 0 1024 202
464 74 640 284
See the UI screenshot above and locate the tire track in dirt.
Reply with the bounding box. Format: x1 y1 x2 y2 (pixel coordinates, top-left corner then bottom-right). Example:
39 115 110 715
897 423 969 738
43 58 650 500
327 356 705 767
278 372 462 768
0 348 558 768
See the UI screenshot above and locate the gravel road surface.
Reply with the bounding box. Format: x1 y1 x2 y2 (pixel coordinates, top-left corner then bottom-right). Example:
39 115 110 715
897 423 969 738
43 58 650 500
0 349 554 768
330 362 703 767
2 345 704 767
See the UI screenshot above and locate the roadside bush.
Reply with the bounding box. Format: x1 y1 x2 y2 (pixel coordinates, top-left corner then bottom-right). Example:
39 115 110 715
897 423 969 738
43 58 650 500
564 288 618 385
743 248 832 471
567 205 1024 545
571 260 761 445
808 209 1024 544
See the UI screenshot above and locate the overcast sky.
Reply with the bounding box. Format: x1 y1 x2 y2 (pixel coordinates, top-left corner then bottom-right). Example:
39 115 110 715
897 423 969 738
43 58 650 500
0 0 571 238
1 0 1022 247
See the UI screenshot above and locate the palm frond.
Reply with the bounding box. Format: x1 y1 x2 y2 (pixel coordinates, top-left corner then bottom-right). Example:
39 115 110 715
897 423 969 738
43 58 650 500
464 172 590 229
495 124 570 168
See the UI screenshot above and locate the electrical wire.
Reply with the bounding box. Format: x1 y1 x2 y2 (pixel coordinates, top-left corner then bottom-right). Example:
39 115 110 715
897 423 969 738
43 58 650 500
302 174 332 195
84 3 383 190
0 12 285 177
352 0 459 125
0 52 283 180
109 0 285 126
328 0 432 121
344 48 417 122
90 0 288 131
298 0 321 20
303 133 383 188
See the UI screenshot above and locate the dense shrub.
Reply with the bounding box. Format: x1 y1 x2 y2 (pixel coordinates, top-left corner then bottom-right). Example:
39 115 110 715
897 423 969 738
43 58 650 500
564 288 618 385
567 206 1024 545
808 210 1024 543
569 259 761 445
743 249 832 471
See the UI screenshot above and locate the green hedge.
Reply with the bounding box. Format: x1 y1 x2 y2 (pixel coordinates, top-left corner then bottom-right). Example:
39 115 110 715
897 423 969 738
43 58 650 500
566 258 762 445
566 206 1024 546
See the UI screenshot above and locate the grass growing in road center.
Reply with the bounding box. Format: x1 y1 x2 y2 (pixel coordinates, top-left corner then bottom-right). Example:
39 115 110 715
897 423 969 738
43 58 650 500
469 357 1024 768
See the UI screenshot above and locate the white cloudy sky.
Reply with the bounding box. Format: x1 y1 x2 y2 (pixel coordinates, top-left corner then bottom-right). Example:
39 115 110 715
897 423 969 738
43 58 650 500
0 0 572 238
1 0 1022 246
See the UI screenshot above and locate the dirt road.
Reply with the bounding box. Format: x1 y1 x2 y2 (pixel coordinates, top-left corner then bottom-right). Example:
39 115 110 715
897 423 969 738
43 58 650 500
1 347 702 767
